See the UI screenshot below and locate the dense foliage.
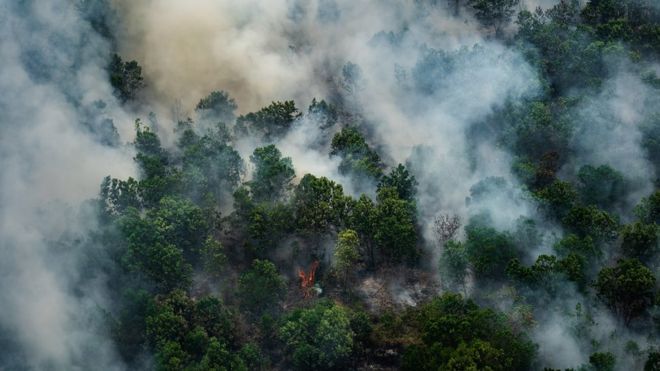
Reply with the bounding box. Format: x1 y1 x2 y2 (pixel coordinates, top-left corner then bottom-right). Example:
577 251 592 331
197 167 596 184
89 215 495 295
86 1 660 370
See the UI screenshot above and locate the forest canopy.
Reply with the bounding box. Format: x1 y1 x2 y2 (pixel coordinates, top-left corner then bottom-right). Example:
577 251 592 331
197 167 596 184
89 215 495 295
2 0 660 370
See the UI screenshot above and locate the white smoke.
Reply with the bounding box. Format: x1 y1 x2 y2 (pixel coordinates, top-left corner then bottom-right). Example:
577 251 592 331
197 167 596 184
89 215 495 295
0 1 135 369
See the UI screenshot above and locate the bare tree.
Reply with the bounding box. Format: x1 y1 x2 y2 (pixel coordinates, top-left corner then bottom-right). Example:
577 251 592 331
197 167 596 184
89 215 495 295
434 214 461 245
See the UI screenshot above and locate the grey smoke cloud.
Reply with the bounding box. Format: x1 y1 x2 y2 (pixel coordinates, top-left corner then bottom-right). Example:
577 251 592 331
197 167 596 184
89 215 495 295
563 69 657 217
109 1 545 298
0 1 135 369
111 0 483 114
112 0 540 226
3 0 657 369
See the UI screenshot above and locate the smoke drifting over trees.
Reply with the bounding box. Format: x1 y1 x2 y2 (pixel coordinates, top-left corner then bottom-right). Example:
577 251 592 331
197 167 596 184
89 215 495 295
1 0 660 370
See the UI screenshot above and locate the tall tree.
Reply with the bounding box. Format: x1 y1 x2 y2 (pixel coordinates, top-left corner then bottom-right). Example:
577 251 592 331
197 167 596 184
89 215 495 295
402 293 535 371
238 259 287 316
469 0 520 35
279 300 355 370
595 259 656 324
293 174 349 236
577 164 627 210
621 222 659 261
440 240 469 291
347 194 377 268
237 101 302 140
464 220 518 280
330 126 383 181
109 54 145 102
177 120 244 202
333 229 361 287
249 145 295 203
133 120 180 207
635 190 660 224
378 163 418 202
195 90 237 123
119 207 193 292
373 187 419 263
245 202 294 257
562 205 618 242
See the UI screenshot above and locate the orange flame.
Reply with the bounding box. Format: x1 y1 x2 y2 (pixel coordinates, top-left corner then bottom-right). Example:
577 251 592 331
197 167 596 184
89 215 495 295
298 261 319 298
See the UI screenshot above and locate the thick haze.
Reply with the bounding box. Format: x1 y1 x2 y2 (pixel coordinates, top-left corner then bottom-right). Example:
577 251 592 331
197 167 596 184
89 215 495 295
566 69 657 217
111 0 483 113
112 0 541 227
3 0 656 370
0 1 134 369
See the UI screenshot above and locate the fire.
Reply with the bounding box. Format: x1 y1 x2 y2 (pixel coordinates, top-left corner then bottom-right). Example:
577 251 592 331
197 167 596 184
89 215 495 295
298 261 319 298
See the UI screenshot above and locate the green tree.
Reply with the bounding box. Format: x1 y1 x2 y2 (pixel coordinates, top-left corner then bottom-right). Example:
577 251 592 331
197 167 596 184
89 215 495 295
553 234 600 260
330 126 383 180
506 255 558 288
515 3 610 93
401 293 535 371
445 340 511 371
156 341 189 371
557 252 588 289
646 350 660 371
293 174 349 236
109 54 144 102
577 164 626 210
246 202 294 256
440 240 469 290
378 163 418 201
589 351 616 371
507 252 587 290
133 120 180 207
469 0 520 35
308 98 339 129
552 234 599 288
238 259 286 316
249 145 295 203
200 237 227 278
280 300 355 370
641 115 660 181
464 219 518 280
535 180 578 218
120 208 193 291
621 222 658 261
502 101 572 165
334 229 361 286
238 342 268 371
347 194 377 267
635 190 660 224
199 337 246 371
134 120 168 179
195 90 237 123
237 101 302 140
193 296 235 342
595 259 656 324
117 196 209 291
146 291 192 348
99 176 141 217
340 62 364 95
112 289 154 363
185 326 209 360
373 187 419 263
150 197 209 260
562 205 618 241
177 121 244 201
581 0 656 28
